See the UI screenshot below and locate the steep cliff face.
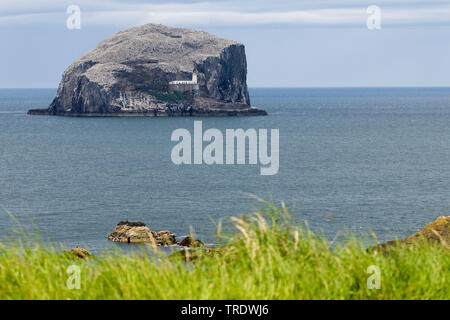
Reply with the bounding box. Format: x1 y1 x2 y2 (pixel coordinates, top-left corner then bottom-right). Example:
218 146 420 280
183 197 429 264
29 24 266 116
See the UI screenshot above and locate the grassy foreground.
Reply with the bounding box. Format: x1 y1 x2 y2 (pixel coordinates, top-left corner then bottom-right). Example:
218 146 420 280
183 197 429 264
0 203 448 300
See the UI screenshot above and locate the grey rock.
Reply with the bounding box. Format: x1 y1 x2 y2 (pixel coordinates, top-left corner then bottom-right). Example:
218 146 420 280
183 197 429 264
29 24 267 116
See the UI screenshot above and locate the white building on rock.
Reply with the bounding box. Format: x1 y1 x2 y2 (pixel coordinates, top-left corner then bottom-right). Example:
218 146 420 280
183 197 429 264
169 73 199 93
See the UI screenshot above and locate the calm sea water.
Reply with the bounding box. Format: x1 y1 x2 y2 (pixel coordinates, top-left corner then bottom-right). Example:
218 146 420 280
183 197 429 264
1 88 450 253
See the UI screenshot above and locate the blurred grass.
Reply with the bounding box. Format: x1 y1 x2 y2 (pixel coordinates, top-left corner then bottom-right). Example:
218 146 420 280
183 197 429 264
0 202 448 300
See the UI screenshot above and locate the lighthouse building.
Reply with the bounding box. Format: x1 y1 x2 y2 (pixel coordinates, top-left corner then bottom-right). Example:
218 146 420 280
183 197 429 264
169 73 199 93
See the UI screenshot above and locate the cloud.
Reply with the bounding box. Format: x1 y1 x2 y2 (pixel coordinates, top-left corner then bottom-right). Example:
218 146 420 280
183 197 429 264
89 8 367 27
1 0 450 28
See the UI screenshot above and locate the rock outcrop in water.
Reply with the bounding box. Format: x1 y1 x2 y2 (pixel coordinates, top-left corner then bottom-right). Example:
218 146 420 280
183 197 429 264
69 248 92 260
108 221 177 245
28 24 266 116
179 236 205 248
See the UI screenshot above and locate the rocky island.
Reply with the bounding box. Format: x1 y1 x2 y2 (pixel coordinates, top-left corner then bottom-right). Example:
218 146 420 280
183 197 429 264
107 221 204 247
28 24 266 116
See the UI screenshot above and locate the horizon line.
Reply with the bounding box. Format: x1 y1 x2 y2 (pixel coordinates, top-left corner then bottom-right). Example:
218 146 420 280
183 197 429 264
1 86 450 90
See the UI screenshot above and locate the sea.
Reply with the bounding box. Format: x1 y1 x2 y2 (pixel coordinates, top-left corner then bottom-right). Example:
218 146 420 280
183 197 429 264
1 87 450 253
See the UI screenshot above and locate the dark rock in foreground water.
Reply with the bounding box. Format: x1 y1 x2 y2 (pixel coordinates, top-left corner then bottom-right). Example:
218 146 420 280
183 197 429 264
179 236 205 248
64 248 92 260
28 23 266 117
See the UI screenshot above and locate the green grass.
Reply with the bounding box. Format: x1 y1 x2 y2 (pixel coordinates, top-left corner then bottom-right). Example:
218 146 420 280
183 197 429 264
0 202 448 300
148 90 188 103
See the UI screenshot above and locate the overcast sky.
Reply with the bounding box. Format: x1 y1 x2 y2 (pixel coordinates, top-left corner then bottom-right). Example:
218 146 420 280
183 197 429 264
1 0 449 88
